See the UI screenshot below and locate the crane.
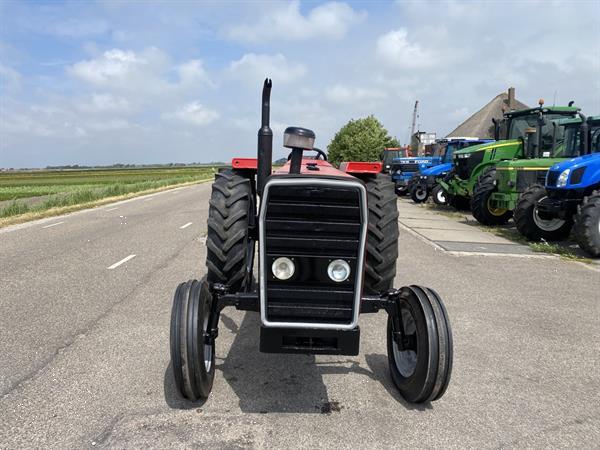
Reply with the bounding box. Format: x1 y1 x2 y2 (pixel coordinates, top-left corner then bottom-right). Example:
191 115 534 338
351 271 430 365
405 100 419 149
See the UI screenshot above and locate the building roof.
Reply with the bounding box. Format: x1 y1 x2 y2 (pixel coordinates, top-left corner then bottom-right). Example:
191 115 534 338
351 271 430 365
446 88 529 139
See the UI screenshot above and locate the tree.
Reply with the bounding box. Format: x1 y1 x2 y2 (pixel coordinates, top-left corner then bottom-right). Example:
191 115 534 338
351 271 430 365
327 116 399 166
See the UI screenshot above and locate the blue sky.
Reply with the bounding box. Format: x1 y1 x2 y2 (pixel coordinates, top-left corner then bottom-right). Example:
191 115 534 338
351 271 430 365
1 0 599 168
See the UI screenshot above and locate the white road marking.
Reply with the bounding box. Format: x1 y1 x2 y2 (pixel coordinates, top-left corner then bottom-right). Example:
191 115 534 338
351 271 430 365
107 254 136 270
180 222 193 229
106 207 119 211
42 221 64 229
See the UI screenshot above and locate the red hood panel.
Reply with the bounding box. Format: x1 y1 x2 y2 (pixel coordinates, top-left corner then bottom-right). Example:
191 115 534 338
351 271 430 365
273 158 352 177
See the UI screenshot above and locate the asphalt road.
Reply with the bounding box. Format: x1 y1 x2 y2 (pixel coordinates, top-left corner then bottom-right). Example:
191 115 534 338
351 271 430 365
1 182 599 449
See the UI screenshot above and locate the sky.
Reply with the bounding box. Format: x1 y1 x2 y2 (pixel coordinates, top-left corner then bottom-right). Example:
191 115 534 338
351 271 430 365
0 0 599 168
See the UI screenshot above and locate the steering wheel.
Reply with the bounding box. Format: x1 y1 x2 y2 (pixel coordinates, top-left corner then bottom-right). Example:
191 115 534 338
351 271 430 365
286 148 328 161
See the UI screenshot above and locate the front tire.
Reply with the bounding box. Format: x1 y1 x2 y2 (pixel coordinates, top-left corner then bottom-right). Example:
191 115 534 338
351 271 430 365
170 279 216 401
364 174 399 294
206 170 254 291
514 185 572 241
432 184 448 206
410 185 429 203
574 190 600 257
387 286 453 403
471 168 512 225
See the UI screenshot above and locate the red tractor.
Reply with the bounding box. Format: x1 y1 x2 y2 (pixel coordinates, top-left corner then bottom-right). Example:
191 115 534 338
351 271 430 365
170 80 453 404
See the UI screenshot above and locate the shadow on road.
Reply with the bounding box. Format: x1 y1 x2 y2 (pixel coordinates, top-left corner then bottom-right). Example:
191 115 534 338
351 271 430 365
164 311 433 413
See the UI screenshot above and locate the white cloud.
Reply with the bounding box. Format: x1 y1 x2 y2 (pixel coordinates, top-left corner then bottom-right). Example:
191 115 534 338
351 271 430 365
163 102 219 126
376 29 436 69
228 53 306 84
225 1 365 43
69 48 148 86
77 94 133 114
68 47 214 101
86 118 131 131
177 59 214 87
326 84 386 104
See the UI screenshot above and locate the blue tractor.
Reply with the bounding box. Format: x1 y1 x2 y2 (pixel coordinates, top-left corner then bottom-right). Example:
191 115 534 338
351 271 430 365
407 138 494 203
515 115 600 256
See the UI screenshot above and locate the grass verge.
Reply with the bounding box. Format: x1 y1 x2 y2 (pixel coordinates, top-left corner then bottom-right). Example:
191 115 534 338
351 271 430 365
0 178 211 228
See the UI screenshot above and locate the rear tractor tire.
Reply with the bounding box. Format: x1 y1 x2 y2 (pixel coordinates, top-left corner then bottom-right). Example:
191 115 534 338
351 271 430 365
170 279 215 401
514 185 573 241
574 190 600 257
410 185 429 203
432 184 448 206
364 174 399 295
471 168 512 225
387 286 453 403
206 169 254 292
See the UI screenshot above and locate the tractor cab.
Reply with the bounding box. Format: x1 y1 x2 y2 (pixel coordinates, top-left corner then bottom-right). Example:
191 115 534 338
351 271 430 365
381 147 408 173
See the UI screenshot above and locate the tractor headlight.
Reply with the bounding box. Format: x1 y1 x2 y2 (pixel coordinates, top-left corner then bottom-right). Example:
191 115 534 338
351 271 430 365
272 257 295 280
457 153 471 159
327 259 351 283
556 169 570 187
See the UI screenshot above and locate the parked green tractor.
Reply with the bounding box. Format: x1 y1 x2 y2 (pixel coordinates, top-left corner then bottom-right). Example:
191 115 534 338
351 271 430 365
439 103 580 219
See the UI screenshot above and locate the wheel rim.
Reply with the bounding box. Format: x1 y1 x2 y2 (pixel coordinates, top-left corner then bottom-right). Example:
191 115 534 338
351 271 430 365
392 307 418 377
487 197 507 216
533 197 566 231
202 313 212 372
416 190 427 201
436 189 446 203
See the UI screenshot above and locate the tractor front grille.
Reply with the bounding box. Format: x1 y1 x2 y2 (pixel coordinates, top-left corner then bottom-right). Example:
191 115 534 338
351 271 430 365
456 151 484 179
260 179 366 328
400 163 419 173
546 170 559 187
516 170 548 192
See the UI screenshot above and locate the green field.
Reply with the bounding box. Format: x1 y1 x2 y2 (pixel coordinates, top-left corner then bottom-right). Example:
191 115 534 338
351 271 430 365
0 166 217 219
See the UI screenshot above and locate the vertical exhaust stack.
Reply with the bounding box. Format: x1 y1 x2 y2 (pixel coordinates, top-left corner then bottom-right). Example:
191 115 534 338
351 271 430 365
579 113 589 154
257 78 273 196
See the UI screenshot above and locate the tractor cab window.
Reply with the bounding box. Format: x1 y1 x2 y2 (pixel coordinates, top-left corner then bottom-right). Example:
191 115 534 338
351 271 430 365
382 149 407 166
508 113 572 157
443 142 460 163
591 126 600 153
560 125 583 157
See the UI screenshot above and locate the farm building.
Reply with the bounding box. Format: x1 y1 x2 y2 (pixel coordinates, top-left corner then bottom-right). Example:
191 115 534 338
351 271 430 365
447 87 528 139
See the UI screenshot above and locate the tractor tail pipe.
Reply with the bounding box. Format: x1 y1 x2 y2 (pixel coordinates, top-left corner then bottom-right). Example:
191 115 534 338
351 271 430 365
257 78 273 196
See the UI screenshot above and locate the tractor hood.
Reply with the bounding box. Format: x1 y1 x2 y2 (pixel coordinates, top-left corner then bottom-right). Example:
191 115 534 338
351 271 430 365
421 162 453 177
495 157 564 169
392 156 439 165
453 139 520 157
548 152 600 173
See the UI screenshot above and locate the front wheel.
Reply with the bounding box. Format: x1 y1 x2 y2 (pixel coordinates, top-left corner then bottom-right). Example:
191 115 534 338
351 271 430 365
432 184 448 206
170 279 216 401
574 190 600 257
471 168 512 225
387 286 453 403
514 185 572 241
410 185 429 203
